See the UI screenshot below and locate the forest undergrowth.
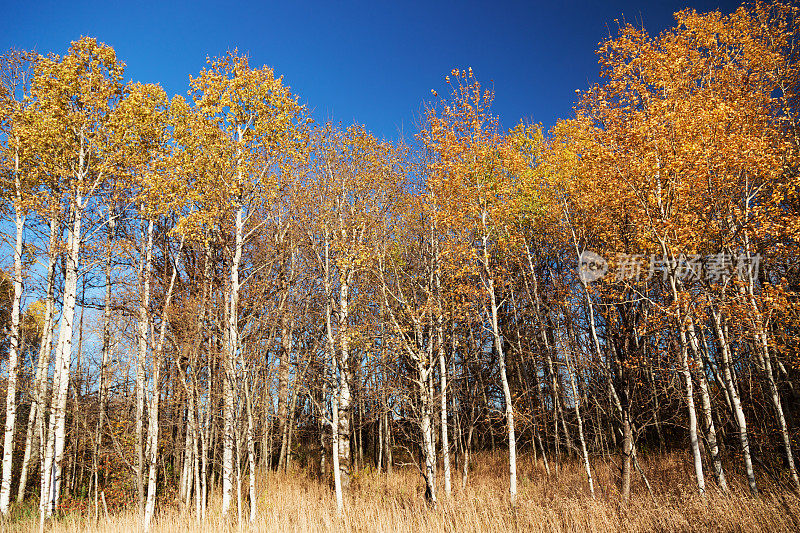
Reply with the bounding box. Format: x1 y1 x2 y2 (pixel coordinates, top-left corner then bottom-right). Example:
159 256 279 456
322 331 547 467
4 451 799 533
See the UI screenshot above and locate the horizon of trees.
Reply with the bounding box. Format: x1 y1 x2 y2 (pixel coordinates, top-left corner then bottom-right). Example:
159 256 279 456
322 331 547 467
1 1 799 529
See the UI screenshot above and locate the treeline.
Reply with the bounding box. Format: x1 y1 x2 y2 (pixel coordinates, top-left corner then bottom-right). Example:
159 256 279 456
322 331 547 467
1 1 799 529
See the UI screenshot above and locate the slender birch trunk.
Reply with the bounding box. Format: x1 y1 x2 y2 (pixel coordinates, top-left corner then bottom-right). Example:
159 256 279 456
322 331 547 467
563 328 595 498
93 211 115 511
710 303 758 495
434 243 451 496
377 401 383 474
324 232 343 510
235 411 243 525
143 241 180 531
136 218 154 516
564 203 630 500
621 405 633 501
756 323 799 491
337 269 352 488
200 377 210 520
244 370 257 521
331 369 343 512
744 271 800 491
179 402 193 504
480 210 516 505
285 372 301 469
662 246 706 495
0 172 26 514
741 180 800 492
221 204 244 517
419 365 437 506
192 407 201 521
679 333 706 495
687 317 728 492
41 192 82 520
521 242 551 475
18 215 57 504
277 310 291 470
385 408 393 475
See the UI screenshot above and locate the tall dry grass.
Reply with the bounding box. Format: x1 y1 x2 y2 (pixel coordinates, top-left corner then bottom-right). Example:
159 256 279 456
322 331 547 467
4 452 799 532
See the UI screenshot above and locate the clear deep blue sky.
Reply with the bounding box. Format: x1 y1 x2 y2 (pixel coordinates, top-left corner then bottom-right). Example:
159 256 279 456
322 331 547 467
2 0 743 141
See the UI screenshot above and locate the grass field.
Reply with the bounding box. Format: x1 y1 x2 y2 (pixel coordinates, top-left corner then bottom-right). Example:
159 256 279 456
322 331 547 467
4 452 799 532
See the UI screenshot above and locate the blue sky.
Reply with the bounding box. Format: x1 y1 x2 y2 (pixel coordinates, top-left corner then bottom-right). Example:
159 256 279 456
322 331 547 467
2 0 742 141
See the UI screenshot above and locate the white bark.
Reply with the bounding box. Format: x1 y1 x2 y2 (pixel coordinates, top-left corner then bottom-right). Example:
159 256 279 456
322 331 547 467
687 317 728 492
244 372 257 521
757 323 799 491
710 303 758 495
418 363 437 506
663 247 705 495
324 229 343 512
221 204 244 518
136 218 154 515
331 373 343 513
679 336 706 495
41 193 82 518
437 329 451 498
435 249 451 497
563 335 594 498
17 216 57 504
481 211 516 505
337 273 352 488
93 210 115 511
0 176 26 514
143 241 180 531
379 257 436 503
743 262 800 491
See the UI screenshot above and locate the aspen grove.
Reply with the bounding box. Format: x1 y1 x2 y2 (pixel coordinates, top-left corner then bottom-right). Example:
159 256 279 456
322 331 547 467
2 2 800 531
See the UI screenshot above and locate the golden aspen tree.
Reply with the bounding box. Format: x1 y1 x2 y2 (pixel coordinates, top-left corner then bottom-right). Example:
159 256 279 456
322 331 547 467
304 123 403 506
0 49 36 515
111 81 175 529
561 0 799 496
184 51 306 520
422 69 527 505
30 37 125 521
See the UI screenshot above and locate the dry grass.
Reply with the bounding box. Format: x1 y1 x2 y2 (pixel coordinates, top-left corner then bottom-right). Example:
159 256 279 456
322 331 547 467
4 452 800 532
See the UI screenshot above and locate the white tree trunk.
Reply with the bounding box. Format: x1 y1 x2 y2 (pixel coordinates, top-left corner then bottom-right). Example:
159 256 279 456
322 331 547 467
93 210 115 512
34 222 57 528
665 256 705 495
17 217 57 504
564 339 594 498
0 185 26 514
481 213 516 505
142 362 161 530
331 375 343 513
222 204 243 518
244 373 257 521
324 231 344 512
435 254 451 497
489 295 517 506
419 365 437 506
143 245 180 531
679 338 706 495
136 218 154 515
686 317 728 492
179 415 193 504
710 303 758 495
758 328 799 491
437 329 451 498
337 272 352 488
744 273 800 491
42 194 82 518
